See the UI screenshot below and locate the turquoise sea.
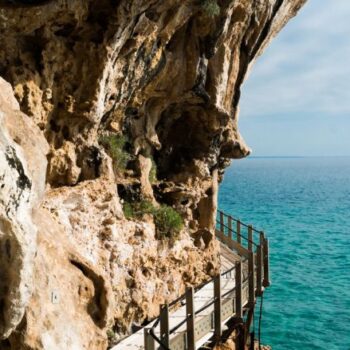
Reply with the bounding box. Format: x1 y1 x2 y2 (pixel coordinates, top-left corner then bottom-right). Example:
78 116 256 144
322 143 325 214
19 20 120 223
218 157 350 350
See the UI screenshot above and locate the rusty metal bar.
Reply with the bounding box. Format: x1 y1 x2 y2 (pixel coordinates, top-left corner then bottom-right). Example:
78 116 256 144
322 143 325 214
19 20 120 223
256 244 263 297
228 215 233 240
186 287 195 350
263 238 271 287
237 220 242 244
214 274 222 341
160 303 169 347
248 251 255 306
144 327 155 350
235 261 243 320
220 211 224 234
248 225 253 251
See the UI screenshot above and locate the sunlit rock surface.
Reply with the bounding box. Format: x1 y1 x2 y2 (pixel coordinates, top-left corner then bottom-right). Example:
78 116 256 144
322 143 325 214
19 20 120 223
0 1 305 349
0 77 49 341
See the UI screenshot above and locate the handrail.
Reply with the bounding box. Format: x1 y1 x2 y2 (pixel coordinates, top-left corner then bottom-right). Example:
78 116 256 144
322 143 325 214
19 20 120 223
150 264 239 341
136 210 269 350
174 265 237 326
217 210 263 235
169 317 188 335
216 220 258 247
221 264 236 277
221 275 249 299
144 264 238 348
150 267 251 348
237 218 262 234
166 264 237 313
149 326 170 350
216 210 266 254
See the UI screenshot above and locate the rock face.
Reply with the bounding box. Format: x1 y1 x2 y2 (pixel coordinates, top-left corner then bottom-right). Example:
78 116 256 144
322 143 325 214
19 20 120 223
0 78 49 340
0 1 306 349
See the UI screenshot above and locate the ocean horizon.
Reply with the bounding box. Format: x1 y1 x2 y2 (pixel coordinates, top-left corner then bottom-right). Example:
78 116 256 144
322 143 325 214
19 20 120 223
219 156 350 350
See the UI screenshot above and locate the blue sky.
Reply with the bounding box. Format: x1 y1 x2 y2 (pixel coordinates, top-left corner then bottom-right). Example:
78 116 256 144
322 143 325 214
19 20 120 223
239 0 350 156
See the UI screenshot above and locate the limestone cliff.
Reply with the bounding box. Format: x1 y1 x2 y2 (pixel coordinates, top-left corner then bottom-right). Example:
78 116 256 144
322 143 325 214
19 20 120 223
0 1 306 349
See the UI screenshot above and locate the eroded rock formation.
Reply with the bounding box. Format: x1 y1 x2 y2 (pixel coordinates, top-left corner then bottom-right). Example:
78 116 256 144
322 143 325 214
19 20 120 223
0 1 306 349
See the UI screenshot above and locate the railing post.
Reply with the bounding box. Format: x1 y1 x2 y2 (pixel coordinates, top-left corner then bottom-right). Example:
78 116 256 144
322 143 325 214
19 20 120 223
248 251 255 307
160 303 169 348
256 244 263 297
257 231 265 296
144 327 155 350
214 274 222 341
228 215 233 240
186 287 195 350
235 261 243 321
259 231 265 247
220 211 224 234
236 220 241 244
263 238 271 287
248 225 253 251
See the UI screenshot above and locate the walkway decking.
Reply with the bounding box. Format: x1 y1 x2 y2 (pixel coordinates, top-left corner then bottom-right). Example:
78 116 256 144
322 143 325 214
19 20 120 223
112 211 270 350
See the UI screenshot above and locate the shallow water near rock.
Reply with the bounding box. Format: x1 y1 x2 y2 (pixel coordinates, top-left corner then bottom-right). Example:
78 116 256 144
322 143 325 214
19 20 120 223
219 157 350 350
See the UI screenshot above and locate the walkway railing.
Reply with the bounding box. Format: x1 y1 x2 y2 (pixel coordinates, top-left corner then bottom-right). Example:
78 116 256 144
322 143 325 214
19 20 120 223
141 210 270 350
216 210 270 290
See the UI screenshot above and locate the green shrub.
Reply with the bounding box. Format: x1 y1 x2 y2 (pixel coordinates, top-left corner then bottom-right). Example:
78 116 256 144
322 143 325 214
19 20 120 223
99 133 130 171
154 205 183 239
123 200 183 239
123 200 155 219
149 158 157 183
106 328 116 341
131 200 154 218
122 202 134 219
200 0 220 17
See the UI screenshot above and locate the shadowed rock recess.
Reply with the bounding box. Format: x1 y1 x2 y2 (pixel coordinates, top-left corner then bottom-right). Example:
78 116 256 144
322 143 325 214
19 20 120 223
0 1 305 349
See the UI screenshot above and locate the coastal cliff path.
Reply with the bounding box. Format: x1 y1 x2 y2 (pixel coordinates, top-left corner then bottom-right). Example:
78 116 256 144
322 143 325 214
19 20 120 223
112 211 270 350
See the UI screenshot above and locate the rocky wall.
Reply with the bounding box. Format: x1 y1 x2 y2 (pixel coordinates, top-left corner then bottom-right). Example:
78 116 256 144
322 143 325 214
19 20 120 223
0 1 306 349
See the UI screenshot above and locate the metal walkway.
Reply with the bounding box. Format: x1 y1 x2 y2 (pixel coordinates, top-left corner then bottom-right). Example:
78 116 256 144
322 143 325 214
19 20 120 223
112 211 270 350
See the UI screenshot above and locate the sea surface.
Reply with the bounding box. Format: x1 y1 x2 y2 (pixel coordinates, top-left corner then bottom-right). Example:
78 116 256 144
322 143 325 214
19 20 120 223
218 157 350 350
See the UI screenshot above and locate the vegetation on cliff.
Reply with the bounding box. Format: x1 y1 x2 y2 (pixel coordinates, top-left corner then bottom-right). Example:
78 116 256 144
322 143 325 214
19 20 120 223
99 133 131 173
200 0 221 17
123 200 183 239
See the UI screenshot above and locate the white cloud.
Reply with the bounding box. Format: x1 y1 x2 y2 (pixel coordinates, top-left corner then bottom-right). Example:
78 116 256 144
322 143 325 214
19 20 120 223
240 0 350 118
